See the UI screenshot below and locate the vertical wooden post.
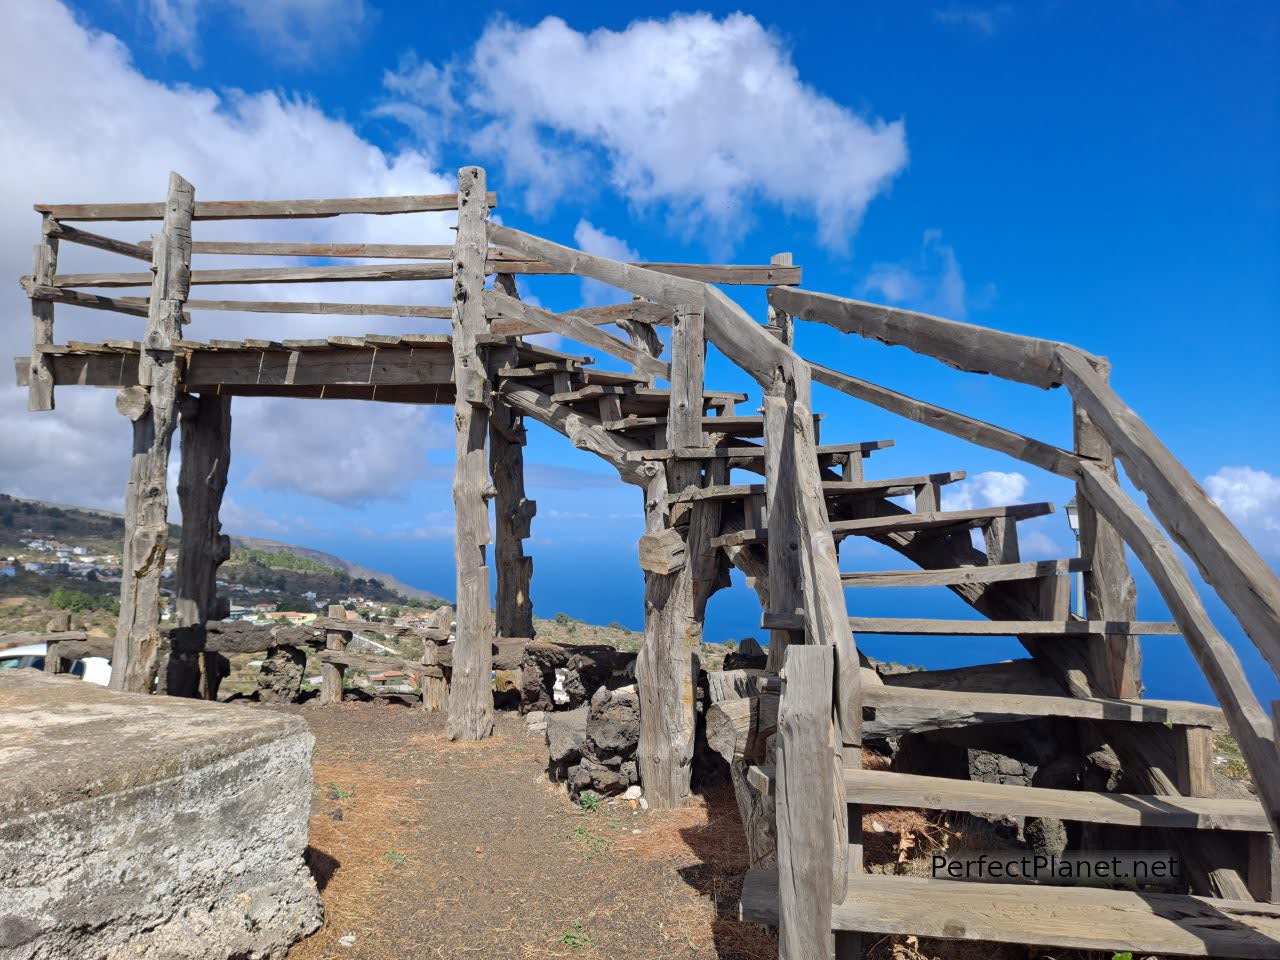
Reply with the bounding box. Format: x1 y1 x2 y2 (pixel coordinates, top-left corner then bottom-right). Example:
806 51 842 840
167 392 232 697
764 384 804 674
419 605 453 712
776 644 836 960
112 172 193 693
447 165 495 742
764 253 794 346
491 400 535 639
1073 399 1141 699
1174 724 1217 799
636 304 708 808
28 217 58 411
320 604 351 705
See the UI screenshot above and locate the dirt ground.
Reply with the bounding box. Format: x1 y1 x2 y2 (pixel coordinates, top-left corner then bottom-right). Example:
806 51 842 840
283 701 777 960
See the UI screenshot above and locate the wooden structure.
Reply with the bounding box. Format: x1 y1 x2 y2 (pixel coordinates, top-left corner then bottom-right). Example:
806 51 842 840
17 167 1280 957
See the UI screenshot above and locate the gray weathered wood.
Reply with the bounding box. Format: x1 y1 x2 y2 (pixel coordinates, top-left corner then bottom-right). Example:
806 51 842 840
45 220 151 261
775 645 835 959
34 192 497 221
841 558 1090 588
1073 398 1141 698
1060 346 1280 680
23 282 155 318
319 605 352 706
667 304 705 449
111 173 193 693
55 261 454 288
171 392 232 698
447 166 495 742
637 527 686 575
484 289 669 379
1076 460 1280 841
27 224 58 410
843 617 1177 636
491 375 535 639
770 286 1089 390
740 870 1280 957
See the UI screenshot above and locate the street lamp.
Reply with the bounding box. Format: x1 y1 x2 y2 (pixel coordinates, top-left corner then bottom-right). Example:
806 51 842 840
1065 496 1084 617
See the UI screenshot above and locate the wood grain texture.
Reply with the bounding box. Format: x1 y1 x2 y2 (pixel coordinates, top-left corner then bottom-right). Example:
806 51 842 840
55 261 454 287
490 347 535 640
111 172 193 693
1059 346 1280 680
841 558 1090 588
741 870 1280 957
27 226 58 411
45 221 151 261
447 166 495 742
35 192 497 221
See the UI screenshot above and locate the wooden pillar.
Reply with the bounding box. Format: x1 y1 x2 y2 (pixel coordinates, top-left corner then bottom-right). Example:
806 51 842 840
776 644 836 960
764 253 794 346
1073 399 1141 698
636 304 710 809
164 392 232 697
112 172 194 693
419 605 452 712
490 275 536 642
320 605 351 705
447 165 495 742
27 216 58 411
764 384 804 674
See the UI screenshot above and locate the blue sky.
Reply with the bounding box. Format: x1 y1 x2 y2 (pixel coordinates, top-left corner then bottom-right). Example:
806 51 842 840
1 1 1277 703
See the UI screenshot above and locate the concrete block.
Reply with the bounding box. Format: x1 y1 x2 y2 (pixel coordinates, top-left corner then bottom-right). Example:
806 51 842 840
0 671 322 959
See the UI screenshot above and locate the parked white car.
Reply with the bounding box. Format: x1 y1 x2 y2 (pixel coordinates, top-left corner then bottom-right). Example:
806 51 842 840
0 642 111 686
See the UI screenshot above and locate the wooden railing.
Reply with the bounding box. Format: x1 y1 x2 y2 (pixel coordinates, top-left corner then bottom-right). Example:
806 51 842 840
769 286 1280 841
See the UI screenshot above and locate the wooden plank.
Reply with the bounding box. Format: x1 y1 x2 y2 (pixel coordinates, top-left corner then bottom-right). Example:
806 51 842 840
152 298 453 318
490 299 672 337
606 413 821 439
861 684 1225 736
673 472 965 508
740 870 1280 958
319 605 351 706
490 325 535 641
447 166 495 743
1076 460 1280 840
1059 347 1280 679
495 260 802 285
809 362 1082 477
774 645 835 959
24 283 153 318
747 767 1271 831
1175 724 1217 798
770 286 1087 390
184 347 453 388
1074 396 1141 698
484 289 669 379
163 240 456 259
667 304 705 449
844 617 1177 636
111 172 193 694
842 558 1090 587
45 221 151 261
763 392 804 671
27 225 58 410
54 261 454 288
34 192 497 221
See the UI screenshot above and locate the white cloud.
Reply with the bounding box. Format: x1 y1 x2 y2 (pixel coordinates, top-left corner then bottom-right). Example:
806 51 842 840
1206 466 1280 555
384 13 908 249
863 229 986 320
573 220 639 306
0 1 456 513
934 5 1013 36
941 471 1029 511
144 0 368 65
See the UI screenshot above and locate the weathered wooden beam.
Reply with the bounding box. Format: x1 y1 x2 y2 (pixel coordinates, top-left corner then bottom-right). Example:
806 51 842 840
27 223 58 411
1075 461 1280 841
319 605 352 706
23 282 153 318
170 392 232 698
1059 347 1280 680
495 260 802 285
111 172 193 694
45 220 151 261
141 298 452 318
54 261 454 288
809 361 1083 477
447 166 496 743
770 286 1092 390
775 644 836 959
667 304 705 450
484 289 669 379
34 192 497 221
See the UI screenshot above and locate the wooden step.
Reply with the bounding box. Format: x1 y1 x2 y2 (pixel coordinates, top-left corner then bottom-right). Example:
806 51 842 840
841 557 1090 587
551 384 746 415
860 684 1225 737
845 617 1179 636
745 766 1270 831
602 413 822 438
628 439 894 462
740 870 1280 958
712 502 1054 548
669 472 965 507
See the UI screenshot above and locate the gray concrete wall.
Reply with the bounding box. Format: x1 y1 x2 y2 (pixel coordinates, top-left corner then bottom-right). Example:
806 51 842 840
0 671 322 960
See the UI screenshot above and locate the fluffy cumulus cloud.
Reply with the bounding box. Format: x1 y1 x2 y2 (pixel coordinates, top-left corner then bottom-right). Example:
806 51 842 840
572 220 639 305
144 0 369 65
863 229 991 320
383 13 908 248
1206 466 1280 555
941 471 1029 511
0 1 456 516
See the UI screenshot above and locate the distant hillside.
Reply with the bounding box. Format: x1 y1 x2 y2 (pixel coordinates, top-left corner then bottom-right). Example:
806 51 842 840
230 535 444 603
0 494 446 605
